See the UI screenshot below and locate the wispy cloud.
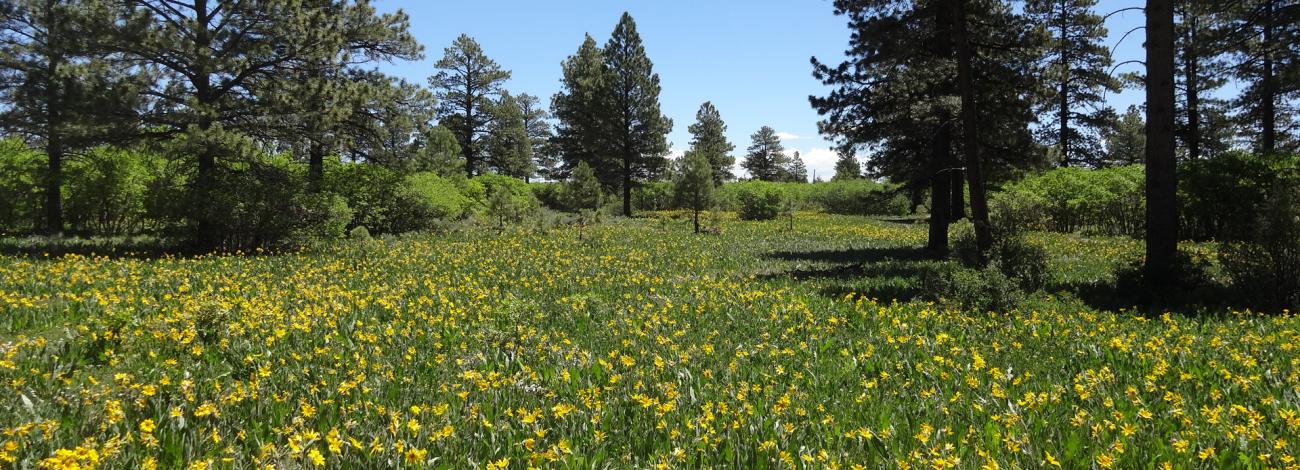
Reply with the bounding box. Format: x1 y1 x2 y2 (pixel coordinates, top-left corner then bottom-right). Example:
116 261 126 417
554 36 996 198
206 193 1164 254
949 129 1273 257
775 132 803 141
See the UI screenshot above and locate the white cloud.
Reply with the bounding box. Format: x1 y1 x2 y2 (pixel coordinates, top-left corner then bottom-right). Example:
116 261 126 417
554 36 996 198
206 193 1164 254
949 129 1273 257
667 147 686 161
775 132 803 141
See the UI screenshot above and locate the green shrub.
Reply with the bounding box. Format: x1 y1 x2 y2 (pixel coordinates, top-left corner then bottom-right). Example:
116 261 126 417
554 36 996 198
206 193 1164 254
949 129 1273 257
995 165 1144 237
809 179 908 216
391 172 473 232
950 220 1049 291
472 174 540 226
289 192 353 244
1181 151 1300 241
1218 183 1300 311
325 163 403 234
348 225 372 241
530 182 567 211
64 147 159 236
735 182 785 221
0 138 43 233
633 181 674 212
923 263 1024 312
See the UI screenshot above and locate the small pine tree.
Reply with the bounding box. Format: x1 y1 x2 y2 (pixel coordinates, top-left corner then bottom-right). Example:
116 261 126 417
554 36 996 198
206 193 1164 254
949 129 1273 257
787 151 808 182
833 151 863 180
674 152 714 233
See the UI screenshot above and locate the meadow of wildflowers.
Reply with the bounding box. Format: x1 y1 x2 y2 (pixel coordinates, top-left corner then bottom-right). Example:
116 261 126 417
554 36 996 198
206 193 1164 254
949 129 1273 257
1 214 1297 469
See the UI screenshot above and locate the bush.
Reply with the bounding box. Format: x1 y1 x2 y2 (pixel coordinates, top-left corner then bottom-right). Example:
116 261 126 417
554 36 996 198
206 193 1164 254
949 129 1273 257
390 172 473 232
1181 151 1299 241
633 181 674 212
923 263 1024 312
472 174 540 226
809 179 909 216
1218 183 1300 311
995 165 1144 237
193 159 305 250
950 220 1049 291
64 147 159 235
734 182 785 221
325 162 404 234
0 138 44 233
530 182 568 211
289 192 353 244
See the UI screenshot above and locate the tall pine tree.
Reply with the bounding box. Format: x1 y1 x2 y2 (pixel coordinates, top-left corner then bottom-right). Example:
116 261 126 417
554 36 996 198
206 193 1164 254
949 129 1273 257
0 0 142 234
551 35 616 186
602 12 671 216
429 34 511 177
1026 0 1118 167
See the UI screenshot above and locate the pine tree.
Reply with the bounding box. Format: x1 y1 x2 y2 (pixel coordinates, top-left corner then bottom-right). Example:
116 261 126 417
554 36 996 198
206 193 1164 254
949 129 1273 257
742 126 788 181
516 93 556 180
1174 0 1231 161
1026 0 1119 167
685 101 735 185
564 160 603 213
551 35 615 186
0 0 142 234
1222 0 1298 153
673 151 714 233
787 151 808 183
113 0 358 245
429 34 511 177
813 0 1041 253
1104 105 1146 166
277 0 421 190
832 151 863 180
602 12 672 216
486 91 534 179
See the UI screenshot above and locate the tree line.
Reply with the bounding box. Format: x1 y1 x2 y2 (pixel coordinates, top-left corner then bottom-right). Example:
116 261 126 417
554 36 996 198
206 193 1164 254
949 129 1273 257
811 0 1297 281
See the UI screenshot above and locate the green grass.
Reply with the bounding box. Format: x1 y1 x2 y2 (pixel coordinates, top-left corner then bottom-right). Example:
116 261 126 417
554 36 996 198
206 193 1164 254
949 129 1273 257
1 213 1296 469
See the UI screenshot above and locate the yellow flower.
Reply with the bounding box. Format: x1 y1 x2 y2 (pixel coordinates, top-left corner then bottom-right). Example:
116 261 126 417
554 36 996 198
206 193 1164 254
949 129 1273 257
308 448 325 467
139 419 156 434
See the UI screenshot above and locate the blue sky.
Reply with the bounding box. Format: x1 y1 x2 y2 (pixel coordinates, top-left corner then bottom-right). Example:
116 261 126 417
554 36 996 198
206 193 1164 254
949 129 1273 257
373 0 1153 179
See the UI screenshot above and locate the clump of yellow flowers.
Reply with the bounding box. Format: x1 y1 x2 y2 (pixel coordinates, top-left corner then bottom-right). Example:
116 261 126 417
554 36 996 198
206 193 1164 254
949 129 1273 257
0 214 1296 468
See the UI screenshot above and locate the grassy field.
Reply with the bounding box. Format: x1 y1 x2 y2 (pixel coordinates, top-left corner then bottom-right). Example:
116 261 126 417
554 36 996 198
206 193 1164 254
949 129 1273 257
1 213 1297 469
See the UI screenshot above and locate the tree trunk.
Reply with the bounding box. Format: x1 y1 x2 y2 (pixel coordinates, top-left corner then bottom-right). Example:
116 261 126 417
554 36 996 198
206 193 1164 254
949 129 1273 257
949 169 965 221
622 155 632 217
1059 16 1071 167
308 141 326 192
927 122 952 254
44 137 64 235
1184 15 1202 161
909 181 923 214
693 208 700 233
1259 0 1276 152
1145 0 1179 280
952 0 993 253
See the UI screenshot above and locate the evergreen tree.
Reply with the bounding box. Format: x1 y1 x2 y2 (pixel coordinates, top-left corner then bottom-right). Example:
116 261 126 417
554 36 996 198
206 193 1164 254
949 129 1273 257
0 0 142 234
673 151 714 233
1104 105 1146 166
276 0 421 190
113 0 359 245
602 12 672 216
742 126 788 181
564 160 602 215
486 91 534 179
429 34 511 177
787 151 808 182
813 0 1041 253
684 101 735 185
1026 0 1119 167
516 93 557 180
832 151 863 180
551 35 615 186
1222 0 1298 153
1174 0 1230 161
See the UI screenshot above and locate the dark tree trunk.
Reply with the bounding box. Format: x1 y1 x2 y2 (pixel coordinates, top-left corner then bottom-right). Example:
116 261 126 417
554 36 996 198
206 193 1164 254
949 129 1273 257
909 181 923 214
1259 0 1276 152
693 208 700 233
1184 16 1202 161
949 169 965 221
1145 0 1179 280
44 137 64 235
308 141 326 192
952 0 993 253
622 155 632 217
1059 16 1071 167
927 122 953 254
